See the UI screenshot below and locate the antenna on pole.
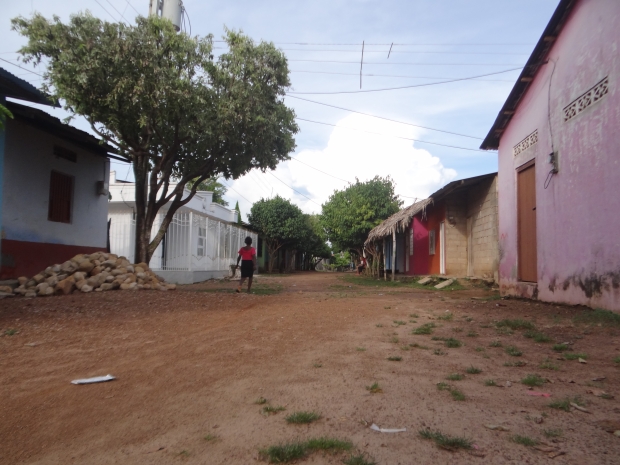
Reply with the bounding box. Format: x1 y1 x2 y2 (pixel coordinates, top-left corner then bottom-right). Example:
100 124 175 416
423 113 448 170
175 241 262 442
148 0 184 31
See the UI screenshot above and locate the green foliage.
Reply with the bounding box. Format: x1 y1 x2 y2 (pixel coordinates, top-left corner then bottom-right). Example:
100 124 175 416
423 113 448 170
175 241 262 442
189 178 229 206
573 308 620 326
511 435 539 447
234 201 241 223
563 353 587 360
321 176 401 253
524 330 551 343
521 374 545 387
0 103 13 131
505 345 523 356
444 338 462 348
466 366 482 374
366 382 382 393
418 429 472 450
496 319 536 331
552 343 569 352
446 373 463 381
12 14 297 263
413 323 436 335
343 452 376 465
387 356 402 361
285 411 321 424
484 379 497 386
548 397 583 412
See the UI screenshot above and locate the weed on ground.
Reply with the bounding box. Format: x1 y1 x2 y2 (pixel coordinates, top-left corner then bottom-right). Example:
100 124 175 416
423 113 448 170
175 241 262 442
285 411 321 424
413 323 436 335
3 328 17 336
446 373 464 381
511 435 539 447
204 434 219 442
563 353 588 360
418 429 472 451
573 308 620 327
255 397 268 405
410 343 429 350
393 320 406 326
543 429 563 438
387 356 402 361
356 347 367 352
521 374 545 387
548 397 584 412
259 437 353 463
366 382 382 394
450 389 466 401
343 452 377 465
496 319 536 331
444 338 462 348
539 358 560 370
262 406 286 415
524 330 552 343
505 345 523 356
484 379 497 386
467 331 478 337
438 313 454 321
433 348 447 356
466 366 482 374
553 343 569 352
489 340 503 347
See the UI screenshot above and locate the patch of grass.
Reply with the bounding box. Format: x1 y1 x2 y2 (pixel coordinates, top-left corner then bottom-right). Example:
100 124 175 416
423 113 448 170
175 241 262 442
400 345 410 351
489 340 503 347
412 323 436 335
467 331 478 337
179 450 190 457
444 338 462 348
521 374 545 387
614 356 620 364
573 308 620 327
504 361 527 367
3 328 17 336
204 434 219 442
393 320 406 326
389 336 399 343
431 336 446 341
479 323 492 328
356 347 367 352
438 313 454 321
505 345 523 357
450 389 466 401
466 366 482 374
437 382 451 391
375 324 383 328
259 441 308 463
410 313 419 318
255 397 268 405
366 382 382 394
511 435 539 447
285 411 321 424
563 353 587 360
262 405 286 415
343 452 376 465
496 326 514 336
475 347 485 352
305 437 353 452
543 429 563 438
452 327 463 333
446 373 464 381
484 379 497 386
433 348 446 356
465 317 473 322
553 343 570 352
496 319 536 331
539 358 560 370
524 330 552 343
548 397 584 412
313 363 322 368
410 343 429 350
419 429 472 450
387 356 402 361
384 306 391 309
409 320 417 323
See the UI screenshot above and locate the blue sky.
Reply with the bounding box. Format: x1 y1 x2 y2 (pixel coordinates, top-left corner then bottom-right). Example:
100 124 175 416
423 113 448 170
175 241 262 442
1 0 560 218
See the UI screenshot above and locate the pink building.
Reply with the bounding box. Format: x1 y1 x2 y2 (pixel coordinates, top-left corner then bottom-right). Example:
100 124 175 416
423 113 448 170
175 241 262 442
481 0 620 310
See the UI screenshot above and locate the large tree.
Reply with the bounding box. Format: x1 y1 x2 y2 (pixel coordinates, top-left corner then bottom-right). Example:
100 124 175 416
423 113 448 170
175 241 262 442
248 196 306 273
189 178 229 207
300 214 331 270
321 176 401 256
13 14 297 264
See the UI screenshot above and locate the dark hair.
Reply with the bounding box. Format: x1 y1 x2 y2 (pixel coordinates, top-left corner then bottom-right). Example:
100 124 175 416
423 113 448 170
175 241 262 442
245 236 253 245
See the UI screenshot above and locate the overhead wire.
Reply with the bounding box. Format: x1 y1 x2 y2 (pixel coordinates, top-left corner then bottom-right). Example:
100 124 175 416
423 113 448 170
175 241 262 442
213 40 533 46
287 59 523 66
220 180 252 203
0 57 44 76
295 117 492 152
92 0 120 22
104 0 130 24
287 95 482 140
289 69 516 82
289 157 352 183
288 67 523 94
268 171 321 206
124 0 141 15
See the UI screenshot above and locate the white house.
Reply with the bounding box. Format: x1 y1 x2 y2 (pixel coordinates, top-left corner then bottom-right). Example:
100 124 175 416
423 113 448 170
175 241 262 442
108 171 257 284
0 67 119 279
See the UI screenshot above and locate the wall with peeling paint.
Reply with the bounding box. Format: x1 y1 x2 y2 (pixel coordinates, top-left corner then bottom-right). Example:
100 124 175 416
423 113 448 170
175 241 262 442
497 0 620 310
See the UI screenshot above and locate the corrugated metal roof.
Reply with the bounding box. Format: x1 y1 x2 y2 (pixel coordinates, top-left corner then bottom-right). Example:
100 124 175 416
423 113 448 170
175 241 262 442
480 0 577 150
0 67 57 107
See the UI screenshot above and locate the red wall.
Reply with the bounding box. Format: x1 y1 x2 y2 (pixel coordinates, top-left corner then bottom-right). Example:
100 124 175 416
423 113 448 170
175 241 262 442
426 202 445 275
411 216 429 275
0 239 105 279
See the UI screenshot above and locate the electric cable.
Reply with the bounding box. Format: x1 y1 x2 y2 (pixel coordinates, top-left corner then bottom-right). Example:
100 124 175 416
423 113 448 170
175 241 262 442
220 180 252 203
267 171 321 206
184 6 192 36
289 157 352 183
125 0 140 15
0 57 44 76
213 40 533 46
288 67 523 94
104 0 130 24
289 69 516 82
287 95 482 140
295 117 491 152
93 0 120 23
287 59 523 66
272 48 530 56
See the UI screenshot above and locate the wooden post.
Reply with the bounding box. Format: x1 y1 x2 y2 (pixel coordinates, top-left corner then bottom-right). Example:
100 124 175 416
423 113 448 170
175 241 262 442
383 238 387 281
392 229 396 282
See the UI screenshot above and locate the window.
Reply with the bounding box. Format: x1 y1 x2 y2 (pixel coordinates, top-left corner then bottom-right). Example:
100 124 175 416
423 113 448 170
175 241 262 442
48 171 73 223
429 229 436 255
409 228 414 255
257 236 263 257
197 227 206 257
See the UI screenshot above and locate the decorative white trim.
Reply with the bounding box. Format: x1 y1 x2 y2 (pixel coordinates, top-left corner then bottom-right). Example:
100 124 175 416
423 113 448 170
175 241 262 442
513 130 538 157
563 77 609 122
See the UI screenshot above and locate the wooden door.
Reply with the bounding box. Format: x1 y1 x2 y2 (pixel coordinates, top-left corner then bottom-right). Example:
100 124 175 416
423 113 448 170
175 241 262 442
517 164 537 282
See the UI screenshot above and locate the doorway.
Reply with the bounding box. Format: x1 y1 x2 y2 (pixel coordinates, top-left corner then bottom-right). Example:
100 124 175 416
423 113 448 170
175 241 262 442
517 162 537 282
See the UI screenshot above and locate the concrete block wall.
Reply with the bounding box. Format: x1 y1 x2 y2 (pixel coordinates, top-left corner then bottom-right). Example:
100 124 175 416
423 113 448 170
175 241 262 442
466 177 499 279
444 194 468 276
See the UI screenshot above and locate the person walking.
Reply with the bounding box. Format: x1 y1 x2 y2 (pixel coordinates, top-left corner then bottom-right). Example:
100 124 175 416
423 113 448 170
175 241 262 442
236 236 257 293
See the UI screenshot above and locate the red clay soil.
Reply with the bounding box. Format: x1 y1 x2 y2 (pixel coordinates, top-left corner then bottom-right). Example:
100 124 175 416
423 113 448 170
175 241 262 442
1 272 620 464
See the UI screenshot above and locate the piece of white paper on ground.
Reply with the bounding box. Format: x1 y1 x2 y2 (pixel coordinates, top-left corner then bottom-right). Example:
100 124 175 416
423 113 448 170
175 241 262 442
370 423 407 433
71 374 116 385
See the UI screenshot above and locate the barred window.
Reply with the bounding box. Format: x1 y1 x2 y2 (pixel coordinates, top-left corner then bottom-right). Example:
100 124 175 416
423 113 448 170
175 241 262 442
48 171 73 223
429 229 436 256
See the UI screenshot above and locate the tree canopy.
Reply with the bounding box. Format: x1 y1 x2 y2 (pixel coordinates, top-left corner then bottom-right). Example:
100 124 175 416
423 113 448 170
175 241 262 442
189 178 229 207
321 176 401 254
0 103 12 131
12 14 297 263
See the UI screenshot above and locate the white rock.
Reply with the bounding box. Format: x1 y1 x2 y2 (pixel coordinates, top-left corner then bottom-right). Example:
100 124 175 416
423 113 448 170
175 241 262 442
434 278 455 289
81 285 93 293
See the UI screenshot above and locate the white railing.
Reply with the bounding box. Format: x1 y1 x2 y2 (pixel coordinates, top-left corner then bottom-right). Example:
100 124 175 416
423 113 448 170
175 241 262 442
109 209 257 273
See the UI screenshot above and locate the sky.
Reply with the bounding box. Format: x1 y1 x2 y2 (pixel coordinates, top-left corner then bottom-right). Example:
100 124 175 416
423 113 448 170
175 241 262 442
1 0 561 220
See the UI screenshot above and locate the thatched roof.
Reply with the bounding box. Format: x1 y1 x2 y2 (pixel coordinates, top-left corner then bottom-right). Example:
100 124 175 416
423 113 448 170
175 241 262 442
365 198 433 244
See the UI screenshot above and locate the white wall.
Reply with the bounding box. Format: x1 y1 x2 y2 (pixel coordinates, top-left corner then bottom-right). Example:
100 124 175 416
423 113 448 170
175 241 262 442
2 119 110 247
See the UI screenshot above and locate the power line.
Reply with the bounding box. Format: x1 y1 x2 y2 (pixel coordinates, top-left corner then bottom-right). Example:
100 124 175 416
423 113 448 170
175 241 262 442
214 46 529 56
125 0 140 15
213 40 533 46
268 171 321 206
290 69 516 82
288 67 523 95
287 59 524 66
104 0 130 24
0 57 44 76
287 95 482 140
295 117 492 153
220 180 252 204
289 157 352 183
92 0 120 22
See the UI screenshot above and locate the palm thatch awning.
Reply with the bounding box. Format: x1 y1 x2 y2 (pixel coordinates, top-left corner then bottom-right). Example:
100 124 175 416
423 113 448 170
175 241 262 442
365 198 433 245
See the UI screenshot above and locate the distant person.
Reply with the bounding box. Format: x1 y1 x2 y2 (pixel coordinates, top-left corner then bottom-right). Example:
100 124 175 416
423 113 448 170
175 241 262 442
357 256 367 275
235 236 257 293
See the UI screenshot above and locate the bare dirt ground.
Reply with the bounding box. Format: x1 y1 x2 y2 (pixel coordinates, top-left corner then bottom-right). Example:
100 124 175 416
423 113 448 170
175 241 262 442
1 272 620 465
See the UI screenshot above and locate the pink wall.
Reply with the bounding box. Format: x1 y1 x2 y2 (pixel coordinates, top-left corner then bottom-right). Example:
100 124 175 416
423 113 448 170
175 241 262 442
411 216 429 275
497 0 620 310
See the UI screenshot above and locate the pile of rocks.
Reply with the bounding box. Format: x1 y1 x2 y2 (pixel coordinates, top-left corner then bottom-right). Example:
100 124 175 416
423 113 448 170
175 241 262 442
12 253 176 297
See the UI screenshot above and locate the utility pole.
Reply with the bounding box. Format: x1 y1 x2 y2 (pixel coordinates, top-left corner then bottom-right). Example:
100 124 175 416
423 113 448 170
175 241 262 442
149 0 184 31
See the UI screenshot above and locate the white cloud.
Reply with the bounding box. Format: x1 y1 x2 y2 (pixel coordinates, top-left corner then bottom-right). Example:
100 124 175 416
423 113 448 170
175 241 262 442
225 113 457 219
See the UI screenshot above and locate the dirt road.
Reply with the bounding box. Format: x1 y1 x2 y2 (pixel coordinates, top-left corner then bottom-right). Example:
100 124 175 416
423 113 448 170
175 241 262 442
1 272 619 464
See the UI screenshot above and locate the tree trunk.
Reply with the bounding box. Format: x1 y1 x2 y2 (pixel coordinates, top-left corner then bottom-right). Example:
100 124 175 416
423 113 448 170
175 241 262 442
133 154 151 264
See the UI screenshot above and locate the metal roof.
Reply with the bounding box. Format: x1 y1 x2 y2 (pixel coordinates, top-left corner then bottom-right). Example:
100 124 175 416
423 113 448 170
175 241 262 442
480 0 577 150
428 172 497 202
0 67 57 107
